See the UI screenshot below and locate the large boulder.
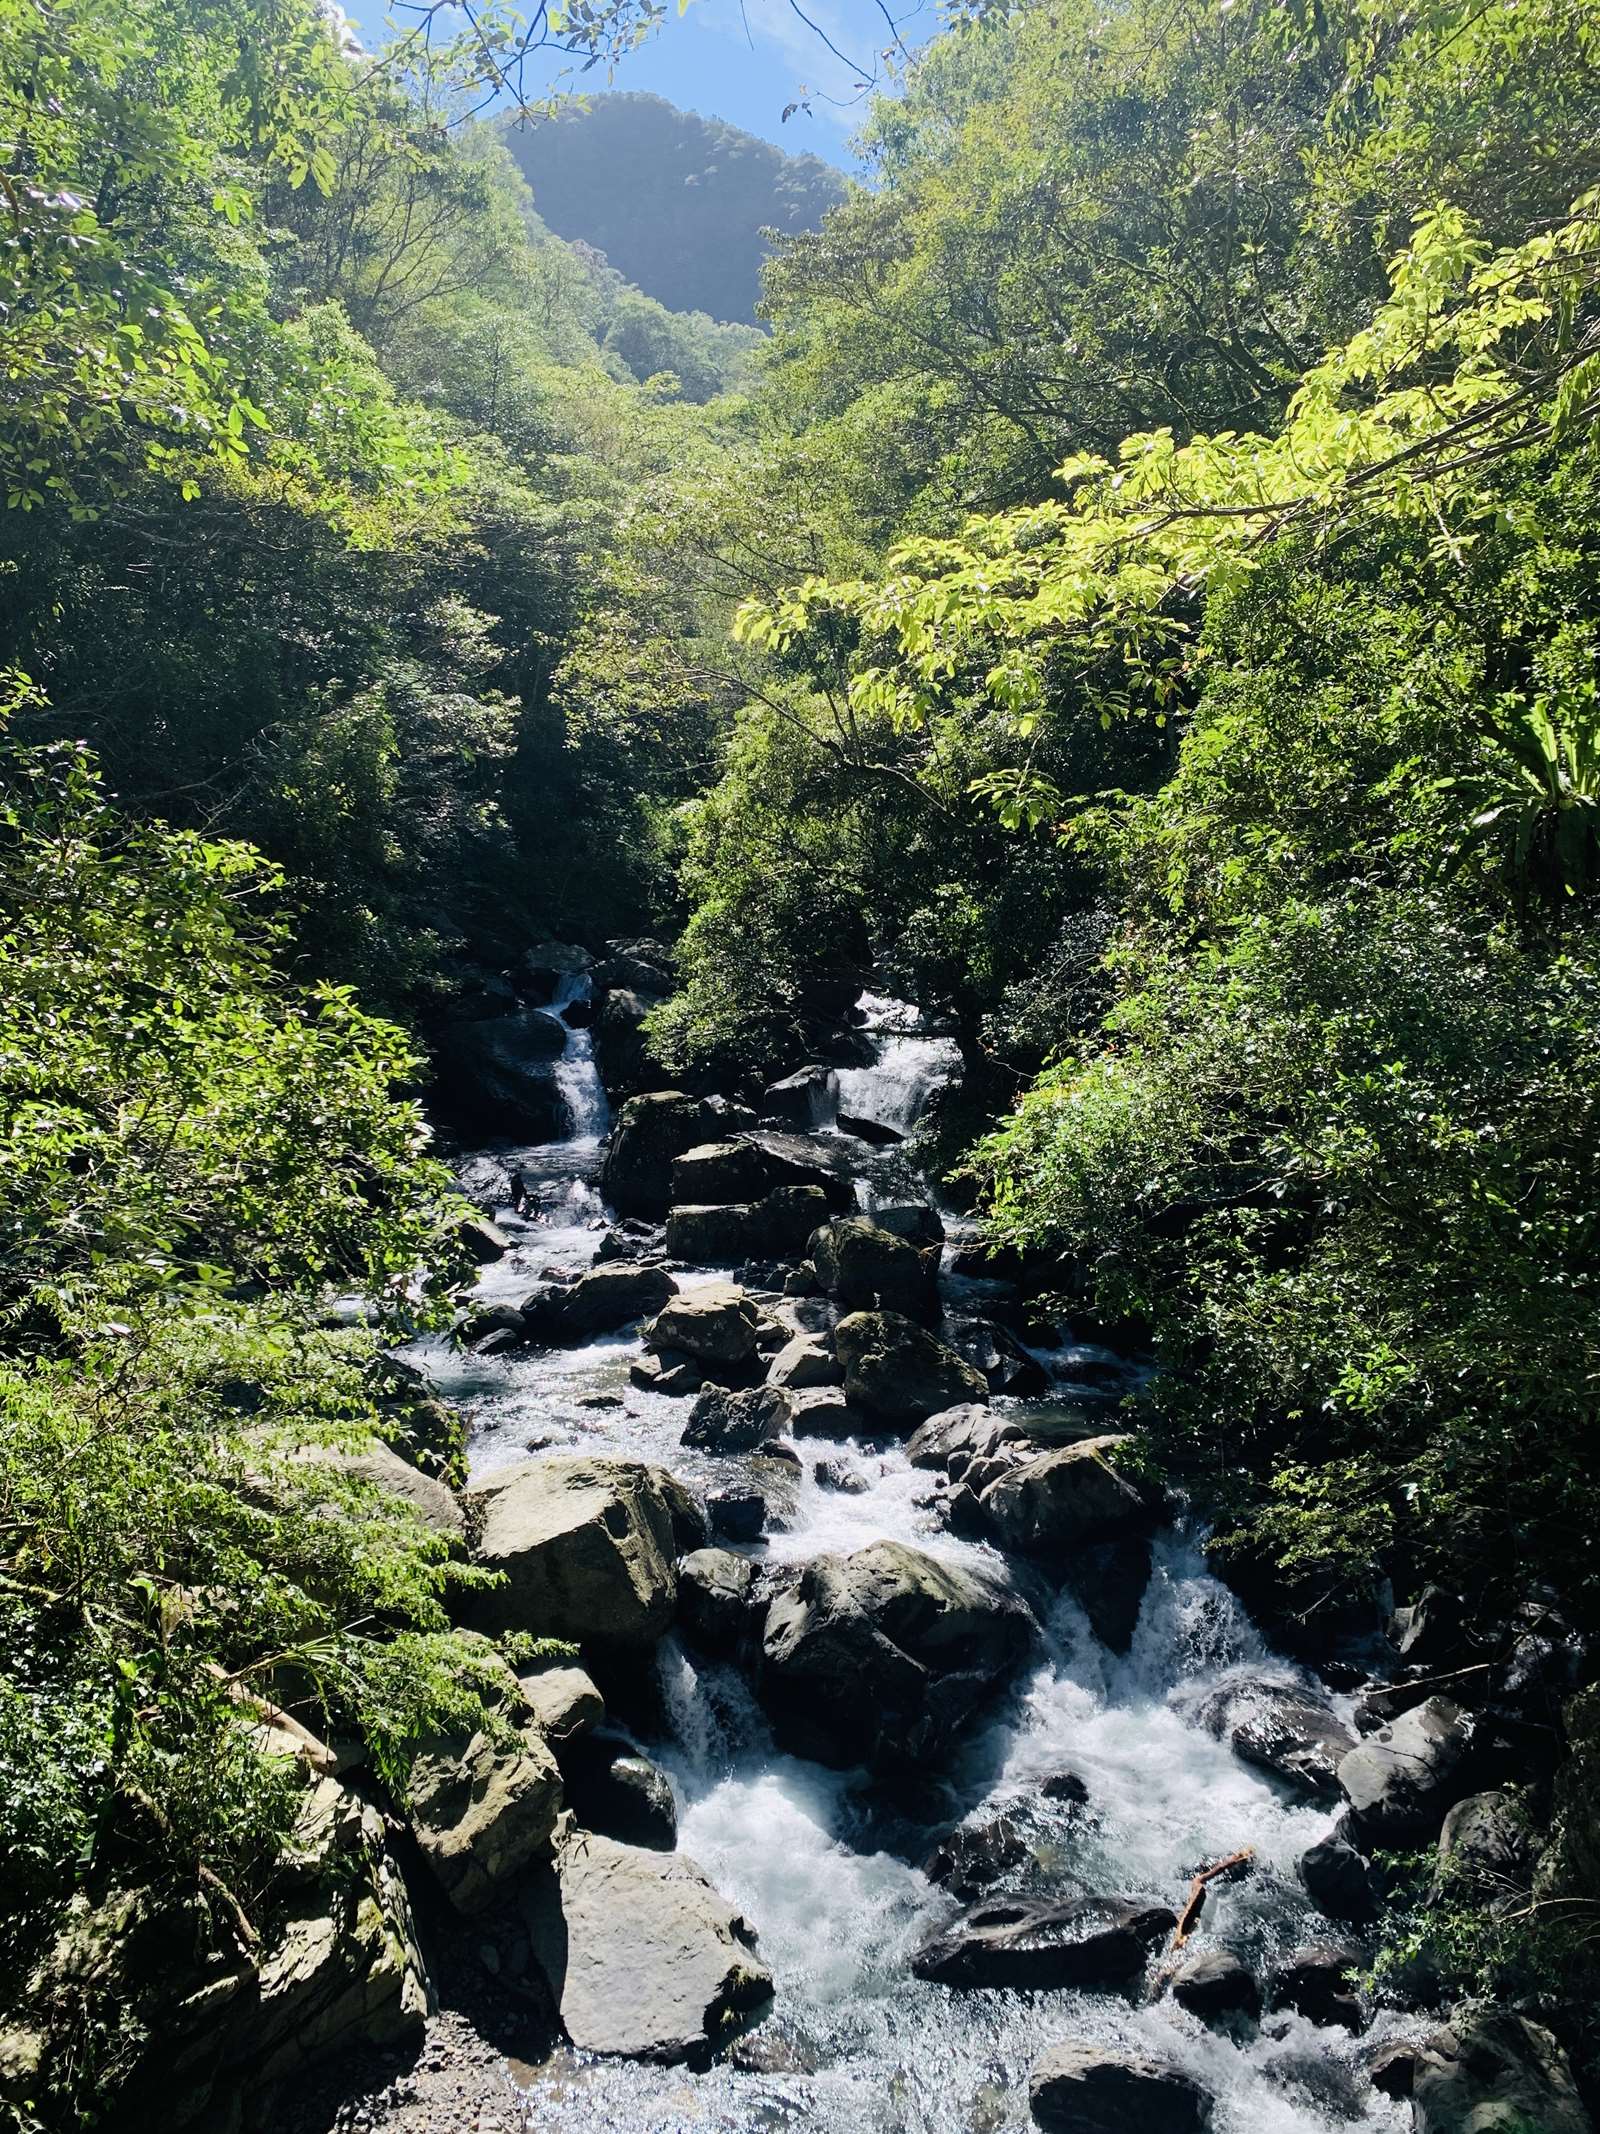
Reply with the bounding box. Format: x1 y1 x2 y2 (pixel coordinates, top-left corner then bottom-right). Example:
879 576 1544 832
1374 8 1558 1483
1198 1679 1357 1800
300 1437 465 1544
1337 1696 1477 1844
682 1383 794 1454
1410 2011 1592 2134
767 1333 842 1390
760 1065 840 1130
518 1660 604 1745
521 939 593 1001
1168 1945 1261 2020
1298 1832 1379 1924
671 1140 773 1205
405 1714 563 1914
647 1281 762 1366
665 1202 759 1265
1267 1942 1365 2031
33 1773 431 2125
913 1894 1174 1989
1432 1790 1534 1913
833 1311 988 1426
740 1130 858 1210
678 1547 760 1655
906 1403 1028 1477
593 987 664 1097
602 1092 723 1216
758 1540 1034 1770
465 1457 678 1648
559 1730 678 1851
536 1262 679 1340
810 1217 939 1321
978 1435 1154 1556
435 1010 570 1139
1029 2043 1212 2134
524 1824 772 2063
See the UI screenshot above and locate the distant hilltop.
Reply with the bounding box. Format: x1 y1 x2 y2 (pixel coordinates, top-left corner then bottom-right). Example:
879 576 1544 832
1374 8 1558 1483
503 92 848 326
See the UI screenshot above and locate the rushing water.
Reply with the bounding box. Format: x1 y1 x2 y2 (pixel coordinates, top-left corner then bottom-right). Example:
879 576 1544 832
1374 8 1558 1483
835 993 963 1142
415 997 1416 2134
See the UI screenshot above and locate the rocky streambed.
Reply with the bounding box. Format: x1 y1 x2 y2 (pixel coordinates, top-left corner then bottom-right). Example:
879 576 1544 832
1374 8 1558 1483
299 962 1588 2134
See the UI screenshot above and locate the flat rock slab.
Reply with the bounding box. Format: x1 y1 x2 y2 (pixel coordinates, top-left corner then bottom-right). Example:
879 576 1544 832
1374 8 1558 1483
912 1893 1175 1990
524 1826 773 2063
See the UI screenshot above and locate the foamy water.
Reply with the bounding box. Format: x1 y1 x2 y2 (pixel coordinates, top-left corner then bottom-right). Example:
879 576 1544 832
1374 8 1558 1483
416 998 1415 2134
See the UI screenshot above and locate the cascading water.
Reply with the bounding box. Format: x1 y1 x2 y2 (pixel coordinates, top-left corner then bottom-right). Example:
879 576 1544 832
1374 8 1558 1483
549 970 610 1146
835 992 963 1141
411 1011 1420 2134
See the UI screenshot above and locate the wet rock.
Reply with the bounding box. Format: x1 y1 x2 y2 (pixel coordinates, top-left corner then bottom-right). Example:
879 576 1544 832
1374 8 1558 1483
1169 1946 1261 2020
924 1813 1032 1901
767 1333 842 1390
759 1539 1034 1772
523 1825 772 2062
464 1301 528 1348
905 1403 1027 1476
1071 1537 1156 1655
457 1212 510 1264
913 1894 1175 1990
1298 1832 1379 1925
647 1282 762 1366
948 1313 1050 1397
738 1130 858 1211
629 1350 703 1397
593 986 663 1097
872 1202 945 1248
1029 2042 1213 2134
665 1201 759 1264
670 1141 771 1204
678 1547 759 1654
834 1310 988 1426
651 1468 710 1555
1038 1769 1091 1806
1432 1790 1534 1912
838 1111 903 1144
547 1262 679 1339
560 1732 678 1851
436 1011 570 1139
786 1387 873 1437
405 1716 563 1914
813 1455 869 1494
978 1435 1154 1556
760 1065 839 1130
810 1217 939 1322
743 1183 834 1259
465 1456 678 1649
520 939 593 1000
681 1382 794 1454
1198 1680 1356 1800
707 1487 765 1542
517 1661 604 1744
594 952 672 994
602 1092 724 1217
1337 1697 1477 1844
1390 1585 1465 1667
1267 1943 1365 2032
1364 2038 1421 2098
1410 2011 1591 2134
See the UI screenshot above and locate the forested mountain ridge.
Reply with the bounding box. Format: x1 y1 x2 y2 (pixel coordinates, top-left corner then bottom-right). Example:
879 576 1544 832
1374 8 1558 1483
503 92 847 323
5 0 1600 2127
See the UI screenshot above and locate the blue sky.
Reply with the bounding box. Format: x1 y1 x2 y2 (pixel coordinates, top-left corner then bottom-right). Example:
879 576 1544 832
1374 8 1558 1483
347 0 938 166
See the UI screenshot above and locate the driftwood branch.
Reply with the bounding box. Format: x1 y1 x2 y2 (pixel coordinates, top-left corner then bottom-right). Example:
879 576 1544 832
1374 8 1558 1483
1169 1848 1256 1952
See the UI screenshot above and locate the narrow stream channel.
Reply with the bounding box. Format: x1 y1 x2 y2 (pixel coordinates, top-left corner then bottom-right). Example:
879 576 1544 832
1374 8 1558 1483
412 998 1418 2134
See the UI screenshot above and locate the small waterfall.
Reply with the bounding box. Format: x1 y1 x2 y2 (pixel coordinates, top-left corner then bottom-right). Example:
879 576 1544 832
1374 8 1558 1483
835 992 961 1138
549 971 610 1144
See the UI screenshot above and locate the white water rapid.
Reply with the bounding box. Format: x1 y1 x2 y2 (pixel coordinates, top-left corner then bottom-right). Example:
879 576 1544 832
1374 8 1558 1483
834 992 963 1141
410 1004 1420 2134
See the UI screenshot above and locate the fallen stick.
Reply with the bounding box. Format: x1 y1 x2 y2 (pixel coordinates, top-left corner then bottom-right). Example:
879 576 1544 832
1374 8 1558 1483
1169 1847 1255 1952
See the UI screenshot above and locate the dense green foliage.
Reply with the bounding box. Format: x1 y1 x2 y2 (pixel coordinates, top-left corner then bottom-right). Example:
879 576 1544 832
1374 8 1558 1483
504 92 845 325
0 706 508 2087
